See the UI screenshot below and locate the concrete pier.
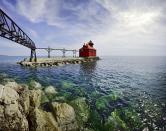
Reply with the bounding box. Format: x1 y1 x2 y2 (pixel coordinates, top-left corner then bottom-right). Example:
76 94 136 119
18 57 100 67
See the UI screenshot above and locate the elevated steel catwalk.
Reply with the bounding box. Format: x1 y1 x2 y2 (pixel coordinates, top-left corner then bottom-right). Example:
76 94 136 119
37 47 78 58
0 9 36 61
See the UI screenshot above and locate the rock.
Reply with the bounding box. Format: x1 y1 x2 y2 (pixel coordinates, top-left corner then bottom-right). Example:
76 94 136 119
44 86 58 95
51 102 78 131
70 97 90 126
29 108 59 131
57 63 63 66
41 92 49 104
19 88 30 115
61 81 76 89
29 80 42 89
53 96 66 102
0 85 28 131
96 94 118 110
88 110 102 130
104 110 128 131
143 127 149 131
29 89 42 108
44 86 58 101
5 81 24 93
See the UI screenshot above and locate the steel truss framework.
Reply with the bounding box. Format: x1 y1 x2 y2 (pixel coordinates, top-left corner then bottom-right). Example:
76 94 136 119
0 9 36 62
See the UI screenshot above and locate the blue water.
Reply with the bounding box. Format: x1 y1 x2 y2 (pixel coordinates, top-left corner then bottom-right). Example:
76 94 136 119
0 56 166 130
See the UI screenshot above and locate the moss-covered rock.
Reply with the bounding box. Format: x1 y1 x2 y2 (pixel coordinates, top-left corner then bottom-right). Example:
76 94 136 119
44 86 57 95
61 80 76 89
28 80 43 90
44 85 58 101
104 109 129 131
91 91 101 98
121 108 142 130
96 93 118 110
104 107 143 131
70 97 90 127
88 110 103 131
50 102 78 130
40 92 49 104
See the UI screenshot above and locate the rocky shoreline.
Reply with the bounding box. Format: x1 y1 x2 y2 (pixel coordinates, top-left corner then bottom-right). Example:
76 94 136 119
0 80 91 131
0 77 164 130
18 57 100 67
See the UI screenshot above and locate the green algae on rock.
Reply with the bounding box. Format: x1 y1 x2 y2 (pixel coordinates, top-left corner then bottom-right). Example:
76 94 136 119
61 80 76 89
44 85 58 101
96 93 119 110
50 102 78 130
88 110 103 131
104 109 129 131
70 97 90 127
28 80 43 90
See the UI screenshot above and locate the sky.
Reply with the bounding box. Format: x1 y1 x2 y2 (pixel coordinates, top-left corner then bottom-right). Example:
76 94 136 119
0 0 166 56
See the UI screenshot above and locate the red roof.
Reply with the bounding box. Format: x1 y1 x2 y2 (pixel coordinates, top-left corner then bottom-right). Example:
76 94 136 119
79 41 96 50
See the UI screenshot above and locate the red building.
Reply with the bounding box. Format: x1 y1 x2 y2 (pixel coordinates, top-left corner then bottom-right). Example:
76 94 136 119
79 40 96 57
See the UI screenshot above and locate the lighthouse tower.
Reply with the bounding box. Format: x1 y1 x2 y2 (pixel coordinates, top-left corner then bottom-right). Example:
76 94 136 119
79 40 96 57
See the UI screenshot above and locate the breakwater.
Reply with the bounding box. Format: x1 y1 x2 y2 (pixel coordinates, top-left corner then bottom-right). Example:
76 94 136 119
18 57 100 67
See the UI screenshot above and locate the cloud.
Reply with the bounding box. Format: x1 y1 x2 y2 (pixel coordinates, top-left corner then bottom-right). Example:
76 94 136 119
0 0 166 56
16 0 66 27
27 29 38 39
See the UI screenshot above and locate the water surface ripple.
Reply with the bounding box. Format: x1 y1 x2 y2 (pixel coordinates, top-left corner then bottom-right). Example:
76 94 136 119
0 56 166 130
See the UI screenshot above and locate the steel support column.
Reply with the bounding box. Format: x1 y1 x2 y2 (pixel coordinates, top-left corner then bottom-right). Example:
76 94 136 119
62 48 66 57
30 49 37 62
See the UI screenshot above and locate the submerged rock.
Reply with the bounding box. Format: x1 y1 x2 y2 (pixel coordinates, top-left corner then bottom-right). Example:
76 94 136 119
96 94 118 110
44 85 58 101
29 80 42 89
70 97 90 127
104 110 128 131
61 81 76 89
88 110 103 131
51 102 78 131
44 86 58 95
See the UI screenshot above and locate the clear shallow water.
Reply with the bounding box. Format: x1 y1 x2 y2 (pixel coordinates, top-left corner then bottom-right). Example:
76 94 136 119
0 56 166 130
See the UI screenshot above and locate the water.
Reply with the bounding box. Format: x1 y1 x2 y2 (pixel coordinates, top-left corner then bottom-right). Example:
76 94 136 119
0 56 166 130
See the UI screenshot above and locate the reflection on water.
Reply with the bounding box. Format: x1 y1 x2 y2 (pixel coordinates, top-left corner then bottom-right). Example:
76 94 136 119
0 56 166 130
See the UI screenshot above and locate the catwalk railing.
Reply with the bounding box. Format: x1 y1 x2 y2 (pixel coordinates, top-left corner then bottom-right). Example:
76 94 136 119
37 47 78 58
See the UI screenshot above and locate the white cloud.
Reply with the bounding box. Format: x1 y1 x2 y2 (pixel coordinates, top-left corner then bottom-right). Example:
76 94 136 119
27 29 38 39
0 0 166 56
16 0 65 27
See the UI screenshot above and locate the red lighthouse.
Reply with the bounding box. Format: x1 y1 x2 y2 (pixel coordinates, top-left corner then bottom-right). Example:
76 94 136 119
79 40 96 57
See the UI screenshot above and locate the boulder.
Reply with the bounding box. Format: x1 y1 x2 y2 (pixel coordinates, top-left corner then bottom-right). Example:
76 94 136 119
44 86 58 95
44 86 58 101
104 110 128 131
29 89 42 108
29 80 42 89
19 88 30 115
51 102 78 131
70 97 90 126
0 84 28 131
29 108 59 131
96 94 118 110
5 81 24 93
